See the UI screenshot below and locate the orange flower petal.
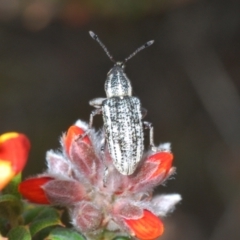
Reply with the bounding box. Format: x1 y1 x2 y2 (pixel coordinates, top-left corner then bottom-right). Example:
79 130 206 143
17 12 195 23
0 132 30 174
65 125 91 155
147 152 173 179
18 177 53 204
0 132 19 143
124 210 164 240
0 160 15 190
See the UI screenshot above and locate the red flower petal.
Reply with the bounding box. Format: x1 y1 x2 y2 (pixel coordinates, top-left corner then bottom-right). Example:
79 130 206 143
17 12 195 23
124 210 164 240
147 152 173 179
0 132 30 190
0 132 30 174
18 177 53 204
65 125 91 155
126 152 173 193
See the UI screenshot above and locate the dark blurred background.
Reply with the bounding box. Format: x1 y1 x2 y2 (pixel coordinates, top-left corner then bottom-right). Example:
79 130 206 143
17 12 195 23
0 0 240 239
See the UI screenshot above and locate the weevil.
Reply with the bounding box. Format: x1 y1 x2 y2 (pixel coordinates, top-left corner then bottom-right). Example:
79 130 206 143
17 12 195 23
88 31 156 175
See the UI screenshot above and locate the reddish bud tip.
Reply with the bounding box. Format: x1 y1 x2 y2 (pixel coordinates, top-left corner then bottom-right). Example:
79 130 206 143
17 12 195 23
124 210 164 240
18 177 53 204
65 125 91 155
147 152 173 179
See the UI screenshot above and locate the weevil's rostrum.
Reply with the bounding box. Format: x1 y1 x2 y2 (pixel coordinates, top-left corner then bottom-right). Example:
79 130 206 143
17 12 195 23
89 31 155 175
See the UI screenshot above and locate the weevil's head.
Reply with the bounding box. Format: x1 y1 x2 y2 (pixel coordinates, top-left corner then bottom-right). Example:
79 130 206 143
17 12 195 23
105 62 132 98
89 31 153 98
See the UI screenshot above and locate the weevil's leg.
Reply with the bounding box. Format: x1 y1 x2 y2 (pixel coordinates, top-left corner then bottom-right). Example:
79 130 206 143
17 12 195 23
103 166 108 187
88 97 105 128
89 97 106 108
100 137 109 187
141 107 148 119
77 108 102 141
89 108 102 129
143 121 157 152
100 136 106 153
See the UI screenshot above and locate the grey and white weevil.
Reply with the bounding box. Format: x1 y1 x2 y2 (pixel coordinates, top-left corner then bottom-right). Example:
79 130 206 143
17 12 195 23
88 31 156 175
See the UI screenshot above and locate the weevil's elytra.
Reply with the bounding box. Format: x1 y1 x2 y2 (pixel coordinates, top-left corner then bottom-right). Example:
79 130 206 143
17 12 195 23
88 31 155 175
102 96 143 175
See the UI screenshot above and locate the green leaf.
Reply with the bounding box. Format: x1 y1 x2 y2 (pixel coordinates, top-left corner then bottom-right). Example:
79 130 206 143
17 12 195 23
46 227 85 240
22 205 47 224
33 225 56 240
23 204 62 224
23 205 63 237
29 216 62 237
0 216 8 236
0 194 23 226
2 173 22 199
112 237 131 240
33 207 62 220
7 226 31 240
0 194 21 205
86 231 132 240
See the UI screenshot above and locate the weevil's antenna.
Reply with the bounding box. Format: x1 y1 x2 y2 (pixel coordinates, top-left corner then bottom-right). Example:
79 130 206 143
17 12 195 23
89 31 116 63
124 40 154 63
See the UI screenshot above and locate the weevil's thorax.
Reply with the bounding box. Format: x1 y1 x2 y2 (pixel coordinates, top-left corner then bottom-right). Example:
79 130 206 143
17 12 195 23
104 62 132 98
